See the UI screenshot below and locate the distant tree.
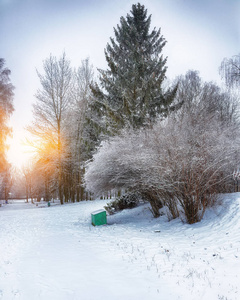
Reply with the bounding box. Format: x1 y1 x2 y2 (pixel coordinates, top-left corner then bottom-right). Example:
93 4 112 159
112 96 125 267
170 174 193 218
0 163 13 202
21 162 47 203
220 53 240 89
174 70 239 126
68 58 98 162
28 53 72 204
91 3 178 133
64 58 98 201
22 164 33 203
0 58 14 173
10 169 28 199
32 140 58 202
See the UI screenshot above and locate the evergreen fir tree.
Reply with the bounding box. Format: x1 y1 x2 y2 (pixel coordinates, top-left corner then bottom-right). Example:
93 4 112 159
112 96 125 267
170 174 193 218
91 3 178 133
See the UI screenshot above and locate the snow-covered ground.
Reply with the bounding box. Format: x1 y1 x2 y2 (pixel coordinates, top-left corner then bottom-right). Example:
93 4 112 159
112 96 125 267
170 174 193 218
0 194 240 300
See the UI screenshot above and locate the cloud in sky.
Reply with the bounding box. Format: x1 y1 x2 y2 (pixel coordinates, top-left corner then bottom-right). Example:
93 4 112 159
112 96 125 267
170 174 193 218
0 0 239 167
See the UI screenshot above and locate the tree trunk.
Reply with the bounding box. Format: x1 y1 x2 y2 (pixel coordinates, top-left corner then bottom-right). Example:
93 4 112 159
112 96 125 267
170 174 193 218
45 176 50 202
57 122 64 205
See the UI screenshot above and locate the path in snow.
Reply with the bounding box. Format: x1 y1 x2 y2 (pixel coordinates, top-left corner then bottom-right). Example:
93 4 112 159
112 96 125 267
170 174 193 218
0 201 174 300
0 194 240 300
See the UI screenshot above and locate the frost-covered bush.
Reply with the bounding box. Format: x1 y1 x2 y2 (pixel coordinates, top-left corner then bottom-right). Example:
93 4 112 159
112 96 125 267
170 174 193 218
153 114 239 223
104 192 140 215
85 110 240 224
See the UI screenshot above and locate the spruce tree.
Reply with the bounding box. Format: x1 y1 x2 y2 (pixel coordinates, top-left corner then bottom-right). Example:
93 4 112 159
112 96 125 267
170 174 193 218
91 3 178 132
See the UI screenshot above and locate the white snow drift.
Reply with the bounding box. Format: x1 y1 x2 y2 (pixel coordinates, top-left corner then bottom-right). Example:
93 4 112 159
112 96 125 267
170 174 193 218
0 194 240 299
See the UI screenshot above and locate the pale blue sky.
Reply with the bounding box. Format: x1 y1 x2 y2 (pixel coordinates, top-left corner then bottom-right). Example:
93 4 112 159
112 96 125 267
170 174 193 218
0 0 239 167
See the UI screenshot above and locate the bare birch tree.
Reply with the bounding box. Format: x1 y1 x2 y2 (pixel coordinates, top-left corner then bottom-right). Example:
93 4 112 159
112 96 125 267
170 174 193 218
220 53 240 89
174 70 239 126
62 58 100 202
28 53 72 204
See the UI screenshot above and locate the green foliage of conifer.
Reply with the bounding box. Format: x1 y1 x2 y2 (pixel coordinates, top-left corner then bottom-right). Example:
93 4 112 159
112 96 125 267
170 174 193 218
91 3 178 133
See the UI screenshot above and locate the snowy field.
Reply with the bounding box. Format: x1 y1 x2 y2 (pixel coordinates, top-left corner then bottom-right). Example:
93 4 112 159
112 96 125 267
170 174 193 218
0 194 240 300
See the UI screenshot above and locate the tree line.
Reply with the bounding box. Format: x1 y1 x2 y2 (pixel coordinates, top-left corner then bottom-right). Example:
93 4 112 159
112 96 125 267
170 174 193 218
1 3 240 223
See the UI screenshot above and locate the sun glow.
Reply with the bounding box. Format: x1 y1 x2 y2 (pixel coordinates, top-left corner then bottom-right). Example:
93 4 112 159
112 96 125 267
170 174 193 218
7 129 35 170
